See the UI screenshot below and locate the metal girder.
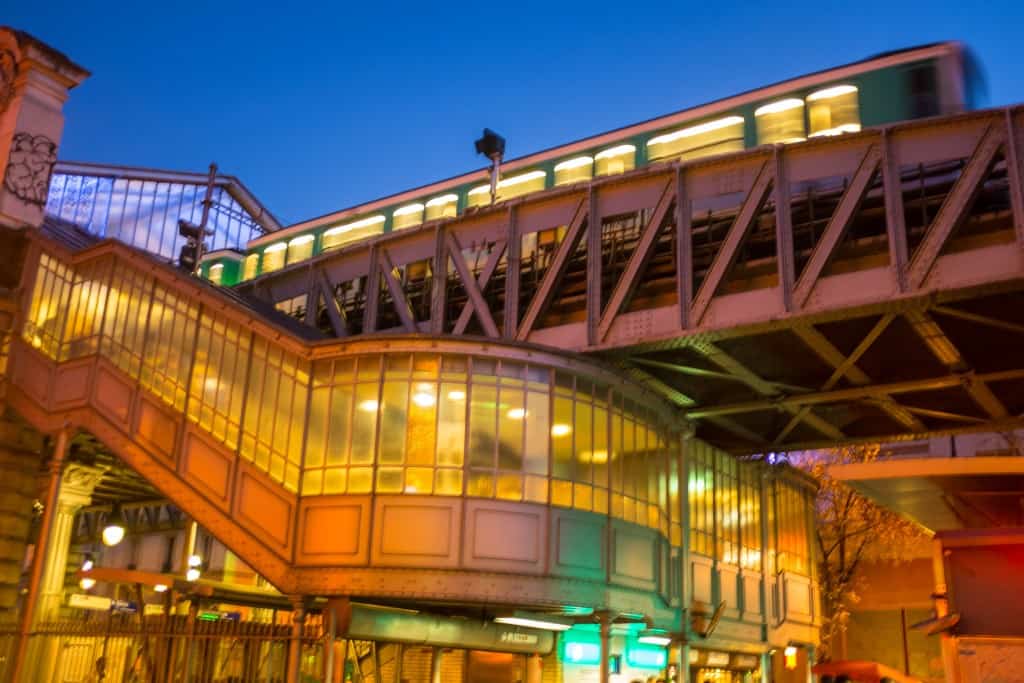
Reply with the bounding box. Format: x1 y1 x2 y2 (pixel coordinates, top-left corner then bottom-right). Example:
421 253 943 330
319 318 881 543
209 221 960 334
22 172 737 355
503 206 520 339
905 310 1008 419
445 232 501 339
452 239 507 336
1005 109 1024 249
792 144 882 309
379 249 418 333
690 160 774 325
773 146 795 311
363 246 380 333
901 405 987 424
430 225 447 334
674 168 693 329
316 270 349 337
689 340 844 440
516 198 588 341
931 304 1024 336
882 129 910 292
598 180 676 341
785 317 924 442
586 188 601 345
632 357 810 393
686 368 1024 419
73 500 184 543
907 124 1007 289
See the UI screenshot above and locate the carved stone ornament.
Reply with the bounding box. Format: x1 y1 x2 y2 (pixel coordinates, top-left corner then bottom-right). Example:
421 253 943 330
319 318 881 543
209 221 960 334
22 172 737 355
0 47 15 115
4 131 57 206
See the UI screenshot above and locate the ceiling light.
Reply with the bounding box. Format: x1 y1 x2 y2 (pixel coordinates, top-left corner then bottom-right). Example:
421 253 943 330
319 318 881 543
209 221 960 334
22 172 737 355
507 408 527 420
412 391 436 408
81 554 94 572
102 504 126 547
807 84 858 101
187 554 202 568
79 577 96 591
551 423 572 437
358 399 379 412
637 629 673 646
447 390 466 401
154 583 168 593
186 568 201 582
494 611 572 631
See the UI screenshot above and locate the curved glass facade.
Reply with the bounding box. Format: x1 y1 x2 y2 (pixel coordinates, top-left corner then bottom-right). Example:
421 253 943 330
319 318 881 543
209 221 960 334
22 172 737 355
24 244 815 576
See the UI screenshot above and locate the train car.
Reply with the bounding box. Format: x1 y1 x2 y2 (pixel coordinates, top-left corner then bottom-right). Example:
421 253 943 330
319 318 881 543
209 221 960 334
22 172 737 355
207 41 982 285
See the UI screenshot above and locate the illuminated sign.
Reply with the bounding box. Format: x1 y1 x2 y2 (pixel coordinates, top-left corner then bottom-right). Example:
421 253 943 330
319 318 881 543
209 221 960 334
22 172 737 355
561 637 602 665
500 632 539 645
784 646 798 670
706 652 730 667
626 642 668 669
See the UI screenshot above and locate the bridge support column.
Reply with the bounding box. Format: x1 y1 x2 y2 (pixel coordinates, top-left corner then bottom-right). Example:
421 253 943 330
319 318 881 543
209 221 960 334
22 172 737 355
525 653 542 683
286 596 307 683
31 462 104 682
9 425 69 682
430 645 443 683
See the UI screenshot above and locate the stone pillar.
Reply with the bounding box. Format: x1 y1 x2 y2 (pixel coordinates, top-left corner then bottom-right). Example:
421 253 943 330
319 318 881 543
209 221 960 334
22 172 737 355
0 27 89 231
0 416 43 611
36 463 105 619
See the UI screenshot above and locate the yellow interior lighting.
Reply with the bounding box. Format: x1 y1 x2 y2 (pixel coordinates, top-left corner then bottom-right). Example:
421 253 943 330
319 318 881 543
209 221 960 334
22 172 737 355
647 116 745 147
807 84 858 101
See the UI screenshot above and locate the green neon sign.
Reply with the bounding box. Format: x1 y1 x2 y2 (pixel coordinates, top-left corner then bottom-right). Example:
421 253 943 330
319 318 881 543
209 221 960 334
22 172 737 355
560 633 602 665
626 642 667 669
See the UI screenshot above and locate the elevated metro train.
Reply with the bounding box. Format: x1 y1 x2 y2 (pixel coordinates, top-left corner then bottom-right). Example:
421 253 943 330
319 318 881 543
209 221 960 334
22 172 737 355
204 41 983 285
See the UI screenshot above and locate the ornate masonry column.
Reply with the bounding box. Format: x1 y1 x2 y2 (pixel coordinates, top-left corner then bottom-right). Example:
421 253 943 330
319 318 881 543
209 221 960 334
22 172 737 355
0 27 89 231
35 462 105 620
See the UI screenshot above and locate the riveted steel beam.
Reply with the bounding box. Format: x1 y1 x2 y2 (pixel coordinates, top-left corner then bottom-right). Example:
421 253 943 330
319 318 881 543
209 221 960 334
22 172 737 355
516 197 588 340
598 180 676 341
793 144 882 309
379 249 418 333
445 232 501 338
882 129 910 292
452 238 507 336
774 146 796 312
690 160 774 326
907 124 1006 289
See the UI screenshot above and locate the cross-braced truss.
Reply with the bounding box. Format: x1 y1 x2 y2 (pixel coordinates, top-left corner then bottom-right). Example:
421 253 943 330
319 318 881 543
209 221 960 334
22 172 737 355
237 107 1024 452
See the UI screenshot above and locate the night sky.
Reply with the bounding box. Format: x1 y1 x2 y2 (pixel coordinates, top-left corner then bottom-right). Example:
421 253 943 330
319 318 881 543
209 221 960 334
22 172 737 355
7 1 1023 226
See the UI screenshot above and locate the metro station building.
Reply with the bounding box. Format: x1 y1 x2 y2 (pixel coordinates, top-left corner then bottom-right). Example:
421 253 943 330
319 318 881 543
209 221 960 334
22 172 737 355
1 26 1023 683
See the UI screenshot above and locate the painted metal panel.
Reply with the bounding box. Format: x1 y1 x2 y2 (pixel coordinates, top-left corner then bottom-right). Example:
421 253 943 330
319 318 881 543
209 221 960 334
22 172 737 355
691 554 714 605
234 464 295 552
372 496 461 569
92 359 133 429
462 500 546 574
610 521 658 591
548 508 606 580
51 359 93 408
179 427 234 509
297 495 371 566
133 394 178 463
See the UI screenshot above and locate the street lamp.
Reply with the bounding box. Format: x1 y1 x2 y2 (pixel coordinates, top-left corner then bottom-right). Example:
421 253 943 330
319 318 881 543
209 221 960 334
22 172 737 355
475 128 506 205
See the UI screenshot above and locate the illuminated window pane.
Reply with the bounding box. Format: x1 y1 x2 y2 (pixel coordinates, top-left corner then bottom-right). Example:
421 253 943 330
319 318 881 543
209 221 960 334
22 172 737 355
552 396 573 479
469 383 497 467
554 157 594 186
242 253 259 280
208 263 224 285
262 243 286 272
303 469 323 496
436 469 463 495
467 470 494 498
647 116 745 162
393 203 425 230
755 98 806 144
348 467 373 493
286 235 314 265
466 185 490 208
425 194 458 221
524 475 548 503
523 391 550 475
376 467 403 493
498 385 525 471
437 382 467 466
407 382 438 466
498 170 546 201
496 473 523 501
379 381 408 465
405 467 433 494
595 145 636 176
322 215 385 251
551 479 573 508
351 384 379 464
323 468 346 494
808 84 861 137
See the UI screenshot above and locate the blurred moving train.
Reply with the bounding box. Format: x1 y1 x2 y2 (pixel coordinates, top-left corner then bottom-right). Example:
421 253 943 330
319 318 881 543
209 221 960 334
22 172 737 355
206 41 984 285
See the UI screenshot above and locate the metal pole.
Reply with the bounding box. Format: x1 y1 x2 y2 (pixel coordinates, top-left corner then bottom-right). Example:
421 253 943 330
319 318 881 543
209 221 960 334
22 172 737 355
183 598 199 683
430 646 443 683
193 163 218 274
599 613 612 683
286 598 306 683
324 606 336 683
10 427 69 682
489 155 501 205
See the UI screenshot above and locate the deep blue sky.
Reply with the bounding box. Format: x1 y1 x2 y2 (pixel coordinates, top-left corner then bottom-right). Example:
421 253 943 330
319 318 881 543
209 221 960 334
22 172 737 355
8 1 1023 226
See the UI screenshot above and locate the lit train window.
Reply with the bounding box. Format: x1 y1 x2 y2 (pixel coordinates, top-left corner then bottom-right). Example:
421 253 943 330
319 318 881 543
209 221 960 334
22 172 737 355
595 144 636 176
425 194 458 220
498 170 546 201
242 253 259 280
262 242 287 273
208 262 224 285
466 184 490 208
647 115 745 162
554 156 594 186
755 98 806 144
807 85 861 137
286 234 314 265
392 202 425 230
321 215 385 251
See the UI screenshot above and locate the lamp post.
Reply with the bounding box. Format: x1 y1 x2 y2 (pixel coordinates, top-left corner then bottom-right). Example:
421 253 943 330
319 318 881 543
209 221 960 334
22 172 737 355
474 129 506 205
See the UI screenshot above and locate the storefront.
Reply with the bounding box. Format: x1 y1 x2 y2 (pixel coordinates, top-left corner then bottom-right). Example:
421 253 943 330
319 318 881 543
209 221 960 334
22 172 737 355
688 649 762 683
